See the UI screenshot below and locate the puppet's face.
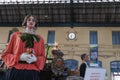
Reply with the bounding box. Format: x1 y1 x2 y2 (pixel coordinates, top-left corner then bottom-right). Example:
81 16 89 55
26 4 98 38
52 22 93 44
26 16 36 30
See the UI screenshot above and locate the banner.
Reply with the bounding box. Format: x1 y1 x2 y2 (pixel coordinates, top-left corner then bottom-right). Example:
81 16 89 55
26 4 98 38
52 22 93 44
90 44 98 67
84 68 106 80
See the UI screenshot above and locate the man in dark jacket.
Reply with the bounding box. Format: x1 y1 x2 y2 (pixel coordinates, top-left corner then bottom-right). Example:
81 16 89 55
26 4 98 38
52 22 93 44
79 53 89 78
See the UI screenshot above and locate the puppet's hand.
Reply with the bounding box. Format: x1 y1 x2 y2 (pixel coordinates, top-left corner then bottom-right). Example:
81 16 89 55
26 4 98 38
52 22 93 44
26 54 37 64
19 53 31 61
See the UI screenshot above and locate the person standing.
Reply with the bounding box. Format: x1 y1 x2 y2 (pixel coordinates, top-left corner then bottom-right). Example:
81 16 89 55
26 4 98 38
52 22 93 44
1 15 46 80
79 53 89 78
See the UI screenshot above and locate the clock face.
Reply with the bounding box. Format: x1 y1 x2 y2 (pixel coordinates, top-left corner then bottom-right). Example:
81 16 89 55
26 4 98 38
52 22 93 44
68 32 76 40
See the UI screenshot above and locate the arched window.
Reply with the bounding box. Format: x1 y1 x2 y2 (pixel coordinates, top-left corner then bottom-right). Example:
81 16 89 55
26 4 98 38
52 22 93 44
64 59 78 71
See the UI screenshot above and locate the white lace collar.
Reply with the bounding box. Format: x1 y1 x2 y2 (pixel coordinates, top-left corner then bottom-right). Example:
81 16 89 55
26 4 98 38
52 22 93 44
23 28 35 34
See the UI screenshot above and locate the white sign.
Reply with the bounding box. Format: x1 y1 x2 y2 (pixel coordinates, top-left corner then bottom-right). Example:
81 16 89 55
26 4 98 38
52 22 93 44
84 68 106 80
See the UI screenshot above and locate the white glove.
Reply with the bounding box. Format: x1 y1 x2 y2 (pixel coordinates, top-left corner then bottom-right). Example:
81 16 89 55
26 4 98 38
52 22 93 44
20 53 31 61
26 54 37 64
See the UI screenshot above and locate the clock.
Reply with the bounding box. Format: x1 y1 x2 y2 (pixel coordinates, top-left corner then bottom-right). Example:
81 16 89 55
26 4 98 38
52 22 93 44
68 32 76 40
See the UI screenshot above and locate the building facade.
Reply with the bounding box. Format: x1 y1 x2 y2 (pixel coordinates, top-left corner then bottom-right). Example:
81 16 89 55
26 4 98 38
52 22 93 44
0 26 120 80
